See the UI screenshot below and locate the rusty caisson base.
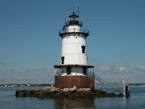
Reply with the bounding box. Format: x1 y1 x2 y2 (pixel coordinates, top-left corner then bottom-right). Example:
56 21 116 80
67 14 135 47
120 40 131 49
55 76 94 90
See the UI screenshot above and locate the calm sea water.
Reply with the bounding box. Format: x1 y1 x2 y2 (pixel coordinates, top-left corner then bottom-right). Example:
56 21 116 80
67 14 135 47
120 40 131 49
0 86 145 109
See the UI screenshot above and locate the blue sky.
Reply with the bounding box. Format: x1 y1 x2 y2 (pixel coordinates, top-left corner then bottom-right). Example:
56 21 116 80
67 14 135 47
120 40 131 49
0 0 145 84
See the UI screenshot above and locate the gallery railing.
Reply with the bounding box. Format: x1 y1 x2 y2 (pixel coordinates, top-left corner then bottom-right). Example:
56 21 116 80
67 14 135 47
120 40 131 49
59 28 89 35
55 68 94 77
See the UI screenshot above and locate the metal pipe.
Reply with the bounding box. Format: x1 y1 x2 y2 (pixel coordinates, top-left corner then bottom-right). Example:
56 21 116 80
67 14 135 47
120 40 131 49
123 76 125 96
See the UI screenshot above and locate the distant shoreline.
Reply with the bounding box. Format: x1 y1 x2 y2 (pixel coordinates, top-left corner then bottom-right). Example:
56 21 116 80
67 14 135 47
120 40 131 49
1 85 145 88
0 86 53 88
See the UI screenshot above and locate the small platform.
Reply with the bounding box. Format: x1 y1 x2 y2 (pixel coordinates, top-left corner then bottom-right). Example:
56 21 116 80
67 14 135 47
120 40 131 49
54 64 94 68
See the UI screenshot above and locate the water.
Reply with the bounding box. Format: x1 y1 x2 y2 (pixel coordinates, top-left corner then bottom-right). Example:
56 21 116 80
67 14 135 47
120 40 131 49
0 86 145 109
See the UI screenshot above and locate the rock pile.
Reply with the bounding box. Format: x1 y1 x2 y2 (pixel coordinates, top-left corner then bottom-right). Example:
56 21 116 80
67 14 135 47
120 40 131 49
15 86 124 98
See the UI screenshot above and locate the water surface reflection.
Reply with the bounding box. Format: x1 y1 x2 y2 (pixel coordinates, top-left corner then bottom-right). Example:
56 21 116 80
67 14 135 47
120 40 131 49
53 98 95 109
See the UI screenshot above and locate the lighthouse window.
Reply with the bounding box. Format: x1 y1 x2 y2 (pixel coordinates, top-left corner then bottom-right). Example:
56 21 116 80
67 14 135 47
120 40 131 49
66 66 71 75
61 56 65 64
81 46 85 53
83 67 86 75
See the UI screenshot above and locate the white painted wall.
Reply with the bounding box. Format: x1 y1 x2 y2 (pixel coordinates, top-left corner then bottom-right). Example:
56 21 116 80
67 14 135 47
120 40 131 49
67 25 80 32
59 23 89 76
61 32 87 65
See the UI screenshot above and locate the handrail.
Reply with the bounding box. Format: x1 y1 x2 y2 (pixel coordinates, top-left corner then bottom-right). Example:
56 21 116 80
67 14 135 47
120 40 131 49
59 28 89 34
95 74 124 95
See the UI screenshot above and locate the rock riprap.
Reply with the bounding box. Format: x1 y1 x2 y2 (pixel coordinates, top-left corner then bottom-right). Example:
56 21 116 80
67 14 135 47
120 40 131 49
15 86 124 98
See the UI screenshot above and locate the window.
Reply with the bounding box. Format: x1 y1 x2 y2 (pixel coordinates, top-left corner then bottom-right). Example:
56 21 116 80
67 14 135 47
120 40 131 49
66 66 71 75
81 46 85 53
83 67 86 75
61 56 65 64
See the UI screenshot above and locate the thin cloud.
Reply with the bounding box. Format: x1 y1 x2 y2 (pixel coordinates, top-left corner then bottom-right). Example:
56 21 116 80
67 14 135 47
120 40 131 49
1 62 4 65
0 73 5 76
42 68 55 73
96 64 99 66
135 66 145 72
26 76 36 79
95 65 133 74
30 66 46 71
122 63 129 68
8 68 29 74
91 59 102 62
6 66 55 74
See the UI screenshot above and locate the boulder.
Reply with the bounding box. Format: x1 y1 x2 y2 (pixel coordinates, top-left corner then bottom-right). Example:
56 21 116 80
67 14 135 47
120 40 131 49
30 90 36 93
63 88 69 93
84 88 91 92
15 90 22 97
50 87 59 93
22 89 26 92
15 88 121 98
77 88 84 92
54 90 63 97
69 85 77 93
72 85 77 89
117 93 124 97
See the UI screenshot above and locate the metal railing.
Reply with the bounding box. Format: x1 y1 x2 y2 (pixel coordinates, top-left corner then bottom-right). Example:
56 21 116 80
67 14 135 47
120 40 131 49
59 28 89 35
55 68 61 76
55 68 94 76
94 74 124 95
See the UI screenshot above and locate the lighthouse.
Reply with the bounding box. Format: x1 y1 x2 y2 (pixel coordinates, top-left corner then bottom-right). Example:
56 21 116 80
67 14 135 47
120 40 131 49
54 12 94 90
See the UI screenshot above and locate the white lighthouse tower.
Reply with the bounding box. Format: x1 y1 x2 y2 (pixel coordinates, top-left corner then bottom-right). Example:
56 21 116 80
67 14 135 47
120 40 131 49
54 12 94 89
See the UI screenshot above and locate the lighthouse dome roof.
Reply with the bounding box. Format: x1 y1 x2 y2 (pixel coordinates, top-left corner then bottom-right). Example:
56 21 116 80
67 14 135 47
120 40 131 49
69 12 79 19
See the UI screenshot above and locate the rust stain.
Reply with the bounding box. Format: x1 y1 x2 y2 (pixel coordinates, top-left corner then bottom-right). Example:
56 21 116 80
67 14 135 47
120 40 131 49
55 76 94 90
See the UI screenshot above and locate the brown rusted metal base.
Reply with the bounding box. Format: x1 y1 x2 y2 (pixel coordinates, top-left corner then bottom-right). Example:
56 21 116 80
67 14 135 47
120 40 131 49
55 76 94 90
